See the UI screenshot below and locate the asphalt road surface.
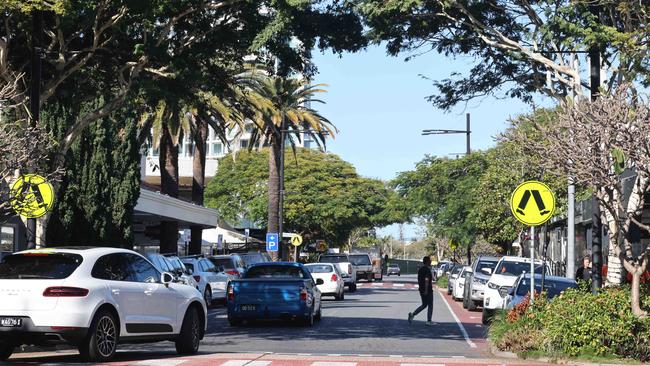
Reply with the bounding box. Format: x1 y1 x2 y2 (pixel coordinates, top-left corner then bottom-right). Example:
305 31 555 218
10 275 503 365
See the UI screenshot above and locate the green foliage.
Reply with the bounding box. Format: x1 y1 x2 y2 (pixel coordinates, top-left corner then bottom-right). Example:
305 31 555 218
436 275 448 289
358 0 650 109
1 0 67 13
489 287 650 362
43 98 141 247
392 153 488 251
205 148 398 246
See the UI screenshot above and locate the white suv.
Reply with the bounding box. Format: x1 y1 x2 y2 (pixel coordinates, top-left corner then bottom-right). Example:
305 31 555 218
482 256 547 324
181 256 229 307
0 247 207 362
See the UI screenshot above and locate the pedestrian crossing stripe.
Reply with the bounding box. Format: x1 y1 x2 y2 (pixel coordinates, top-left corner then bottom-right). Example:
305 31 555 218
509 180 555 226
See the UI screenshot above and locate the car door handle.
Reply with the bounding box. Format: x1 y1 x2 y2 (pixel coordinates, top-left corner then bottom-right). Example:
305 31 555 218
144 289 154 296
111 289 120 295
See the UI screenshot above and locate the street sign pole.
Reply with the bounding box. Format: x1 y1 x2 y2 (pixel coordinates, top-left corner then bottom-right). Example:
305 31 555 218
530 226 535 305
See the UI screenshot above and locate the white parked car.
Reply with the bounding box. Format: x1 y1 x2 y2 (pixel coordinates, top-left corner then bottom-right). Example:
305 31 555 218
304 263 345 301
0 247 207 362
452 266 472 301
482 256 548 324
181 257 229 307
146 253 198 289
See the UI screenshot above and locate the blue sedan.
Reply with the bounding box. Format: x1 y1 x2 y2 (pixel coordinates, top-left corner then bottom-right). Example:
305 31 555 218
506 273 577 309
226 262 323 326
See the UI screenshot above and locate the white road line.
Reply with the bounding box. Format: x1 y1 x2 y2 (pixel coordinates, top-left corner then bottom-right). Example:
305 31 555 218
371 283 383 286
400 364 445 366
311 363 357 366
220 361 271 366
393 283 405 287
437 291 477 349
137 361 186 366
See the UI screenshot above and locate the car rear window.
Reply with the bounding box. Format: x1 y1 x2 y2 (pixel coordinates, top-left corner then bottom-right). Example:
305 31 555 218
319 255 348 263
211 258 234 269
0 252 83 279
516 278 577 297
245 265 306 279
240 254 265 266
348 255 371 265
306 264 333 273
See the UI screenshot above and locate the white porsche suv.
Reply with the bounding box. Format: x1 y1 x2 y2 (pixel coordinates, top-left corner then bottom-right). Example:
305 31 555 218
0 247 207 362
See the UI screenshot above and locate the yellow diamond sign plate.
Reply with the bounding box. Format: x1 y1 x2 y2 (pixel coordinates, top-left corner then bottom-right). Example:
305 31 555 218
9 174 54 219
510 181 555 226
291 235 303 247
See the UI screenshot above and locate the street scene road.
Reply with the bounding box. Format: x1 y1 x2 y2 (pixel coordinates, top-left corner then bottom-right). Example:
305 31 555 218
8 275 540 366
2 2 650 366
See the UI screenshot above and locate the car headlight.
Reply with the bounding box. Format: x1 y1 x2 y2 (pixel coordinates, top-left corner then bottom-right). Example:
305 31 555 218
487 282 499 290
499 287 511 298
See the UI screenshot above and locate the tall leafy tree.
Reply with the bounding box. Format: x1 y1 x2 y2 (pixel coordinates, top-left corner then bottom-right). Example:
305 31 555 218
205 148 396 247
245 75 336 258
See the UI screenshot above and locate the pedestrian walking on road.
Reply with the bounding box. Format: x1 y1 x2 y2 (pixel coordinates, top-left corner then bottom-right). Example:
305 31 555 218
408 256 434 325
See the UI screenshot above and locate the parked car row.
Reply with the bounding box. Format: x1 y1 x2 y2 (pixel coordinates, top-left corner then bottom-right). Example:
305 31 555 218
439 255 579 325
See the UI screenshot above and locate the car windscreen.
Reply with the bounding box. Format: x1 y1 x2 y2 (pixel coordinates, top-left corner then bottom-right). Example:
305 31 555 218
0 253 83 279
244 265 306 279
211 258 234 270
183 263 194 272
451 265 462 275
306 265 333 273
240 254 264 266
495 261 544 276
348 255 371 265
477 259 498 271
516 278 577 297
319 255 347 263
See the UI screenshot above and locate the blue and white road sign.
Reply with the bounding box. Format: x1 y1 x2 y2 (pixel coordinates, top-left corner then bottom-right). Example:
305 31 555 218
266 233 279 252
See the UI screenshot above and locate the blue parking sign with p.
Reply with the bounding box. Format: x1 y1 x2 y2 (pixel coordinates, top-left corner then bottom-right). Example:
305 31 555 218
266 233 279 252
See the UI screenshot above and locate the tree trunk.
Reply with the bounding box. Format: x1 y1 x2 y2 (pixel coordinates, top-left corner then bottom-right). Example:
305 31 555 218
630 267 647 317
189 115 208 255
268 142 281 261
159 122 179 254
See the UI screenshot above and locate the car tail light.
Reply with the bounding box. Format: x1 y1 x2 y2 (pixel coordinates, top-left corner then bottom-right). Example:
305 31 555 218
193 275 201 283
300 287 308 301
43 287 88 297
331 274 338 282
226 270 239 276
227 285 235 301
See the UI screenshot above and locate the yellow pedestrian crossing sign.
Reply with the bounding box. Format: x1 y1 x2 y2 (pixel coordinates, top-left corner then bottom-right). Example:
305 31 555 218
291 235 303 247
510 181 555 226
9 174 54 219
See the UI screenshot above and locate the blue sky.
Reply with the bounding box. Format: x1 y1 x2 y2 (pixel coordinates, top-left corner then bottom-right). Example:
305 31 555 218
311 45 534 240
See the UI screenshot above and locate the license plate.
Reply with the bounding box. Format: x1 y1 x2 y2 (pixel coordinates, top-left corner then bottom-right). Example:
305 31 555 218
0 317 22 327
240 304 257 311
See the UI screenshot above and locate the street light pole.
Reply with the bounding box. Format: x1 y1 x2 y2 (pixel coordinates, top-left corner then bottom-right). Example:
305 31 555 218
278 118 286 261
422 113 472 264
27 10 43 250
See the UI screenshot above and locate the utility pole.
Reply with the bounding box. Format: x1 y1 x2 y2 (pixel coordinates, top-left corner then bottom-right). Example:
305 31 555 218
27 10 43 249
589 4 602 293
422 113 472 264
399 224 405 259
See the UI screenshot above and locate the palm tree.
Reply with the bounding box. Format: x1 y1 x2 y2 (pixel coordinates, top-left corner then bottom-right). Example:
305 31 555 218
246 75 336 260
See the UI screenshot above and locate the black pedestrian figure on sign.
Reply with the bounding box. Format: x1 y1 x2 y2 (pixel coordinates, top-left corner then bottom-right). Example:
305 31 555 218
516 189 550 216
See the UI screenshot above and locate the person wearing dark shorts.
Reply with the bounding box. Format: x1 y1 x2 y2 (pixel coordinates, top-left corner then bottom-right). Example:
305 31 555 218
408 256 434 325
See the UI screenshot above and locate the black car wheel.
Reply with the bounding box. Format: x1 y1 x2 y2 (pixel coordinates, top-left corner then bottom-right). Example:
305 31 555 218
482 308 493 325
175 306 201 355
0 341 14 361
79 309 118 362
303 309 315 326
203 286 212 308
468 299 478 311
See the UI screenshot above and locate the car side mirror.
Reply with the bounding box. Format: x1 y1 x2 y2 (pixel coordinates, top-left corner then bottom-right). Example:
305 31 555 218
481 268 492 275
316 278 324 285
186 268 193 275
162 272 174 287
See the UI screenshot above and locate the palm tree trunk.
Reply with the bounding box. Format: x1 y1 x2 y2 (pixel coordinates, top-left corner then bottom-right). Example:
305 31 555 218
159 122 179 254
189 116 208 255
268 142 281 260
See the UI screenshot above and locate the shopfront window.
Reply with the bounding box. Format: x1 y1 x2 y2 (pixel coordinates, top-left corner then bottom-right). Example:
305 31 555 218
1 226 15 255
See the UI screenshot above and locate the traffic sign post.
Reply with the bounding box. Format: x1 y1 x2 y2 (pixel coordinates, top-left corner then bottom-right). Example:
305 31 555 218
290 235 303 263
510 181 555 306
266 233 279 252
